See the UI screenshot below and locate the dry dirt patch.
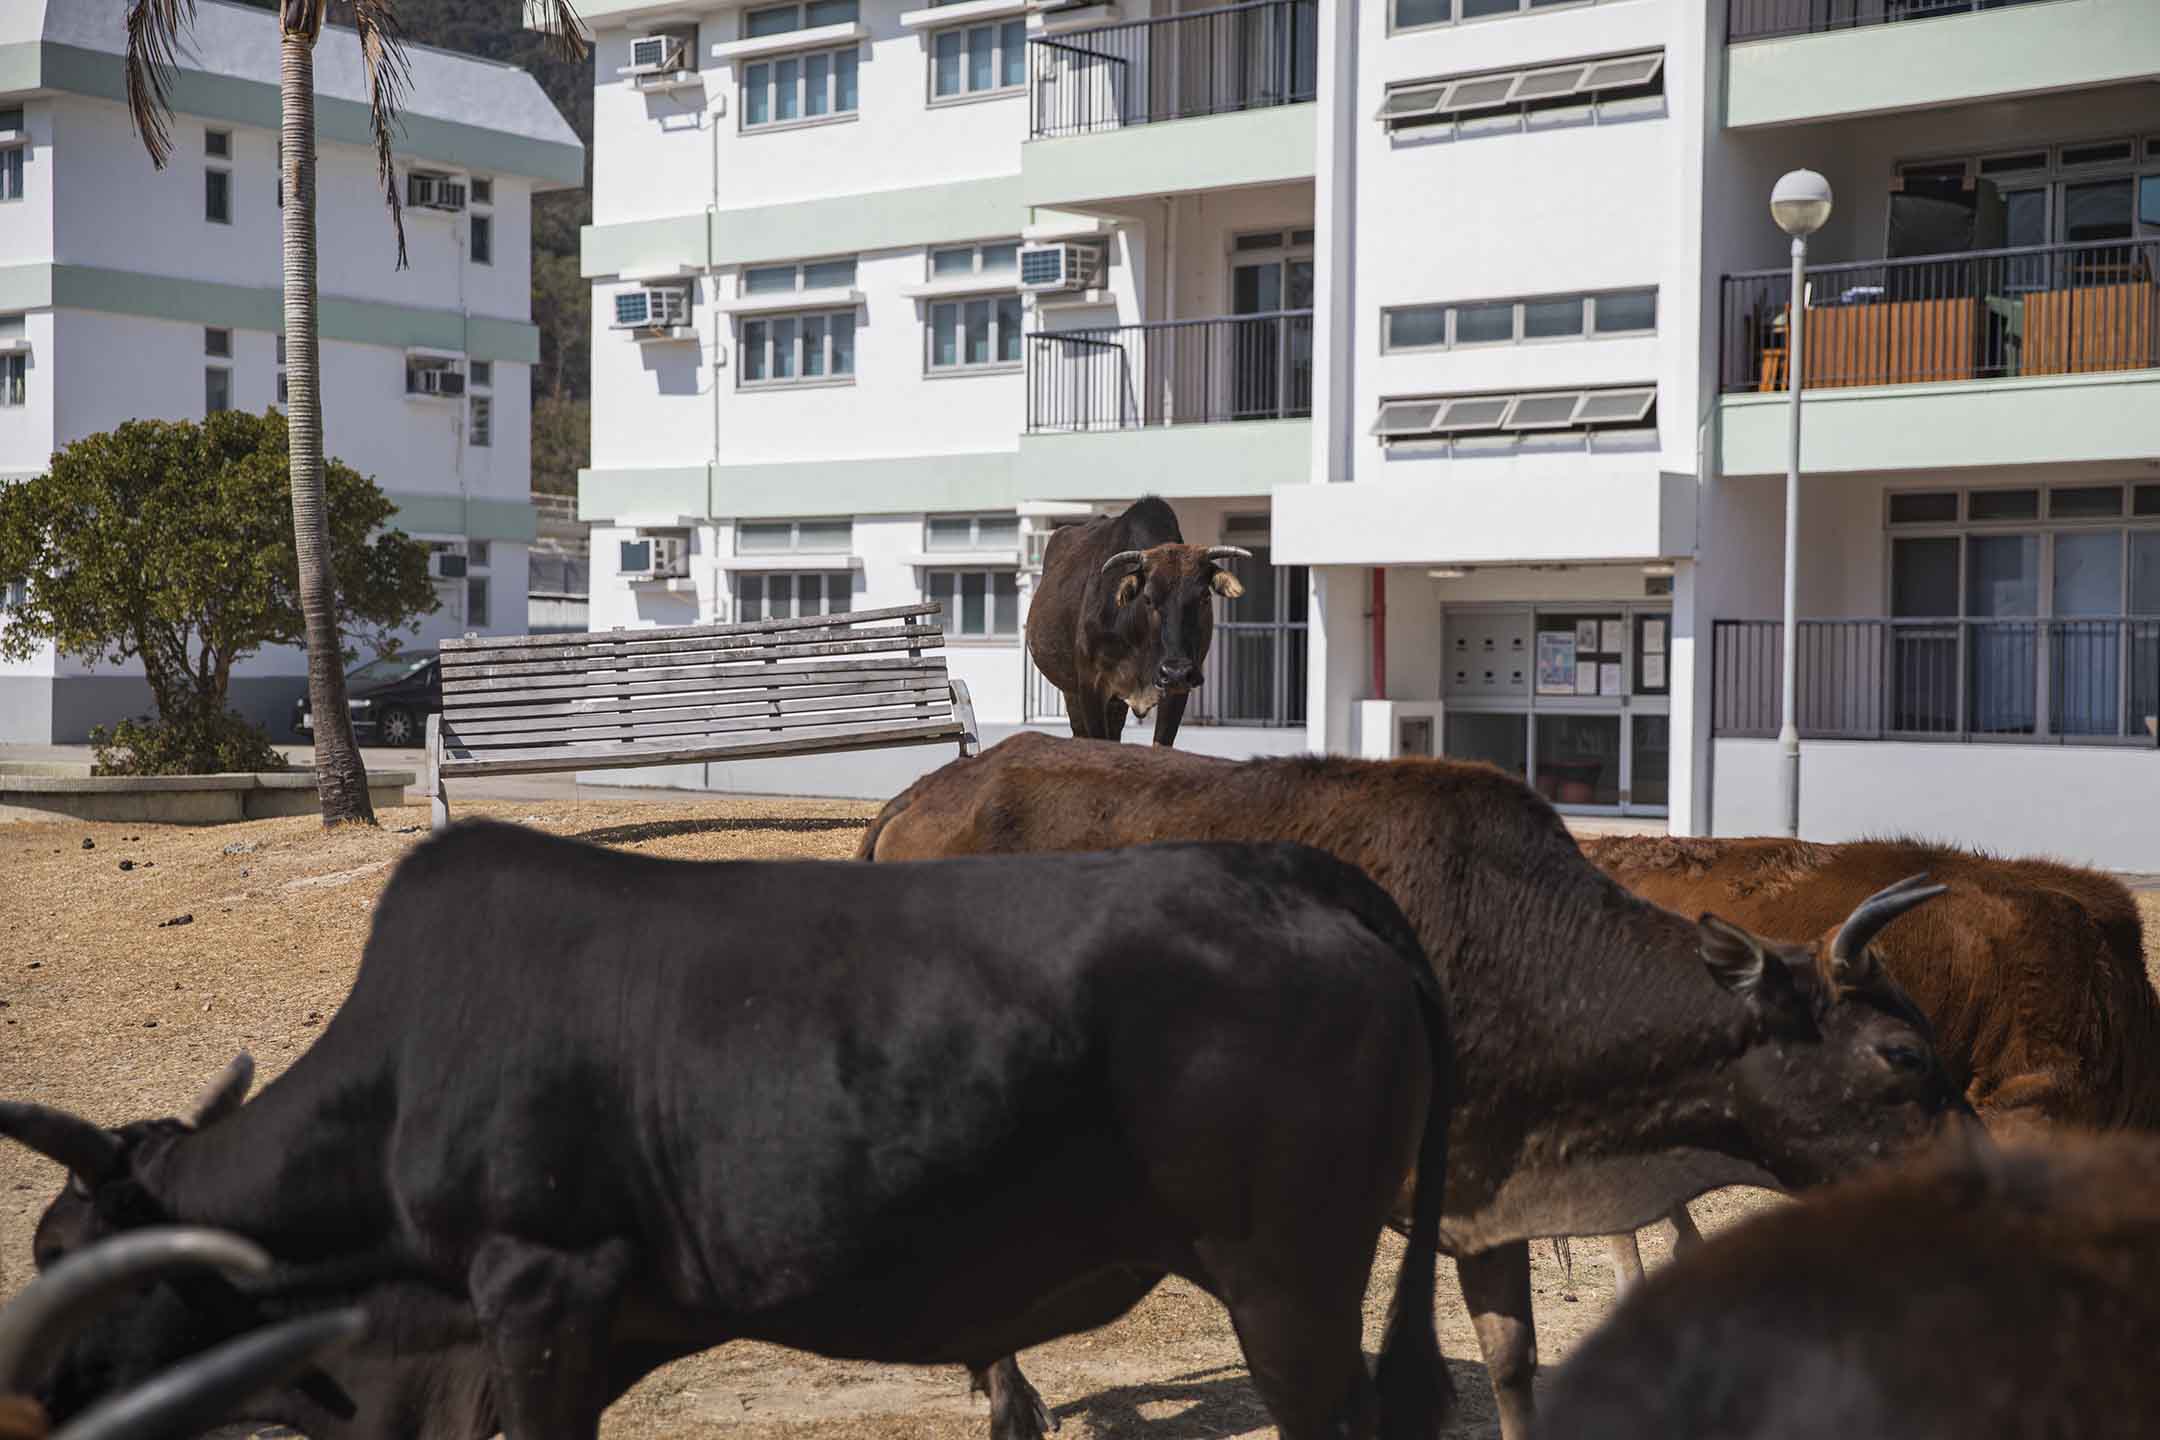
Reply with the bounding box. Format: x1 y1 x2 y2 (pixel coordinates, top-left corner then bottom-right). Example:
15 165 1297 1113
4 807 2154 1440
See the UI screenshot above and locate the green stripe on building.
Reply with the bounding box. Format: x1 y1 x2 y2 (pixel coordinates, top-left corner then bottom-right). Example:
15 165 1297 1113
386 493 539 543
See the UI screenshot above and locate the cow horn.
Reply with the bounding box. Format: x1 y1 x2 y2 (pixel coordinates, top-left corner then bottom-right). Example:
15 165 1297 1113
1099 550 1146 578
1203 546 1252 563
0 1228 272 1393
1832 875 1947 969
186 1054 255 1130
0 1102 122 1181
46 1306 367 1440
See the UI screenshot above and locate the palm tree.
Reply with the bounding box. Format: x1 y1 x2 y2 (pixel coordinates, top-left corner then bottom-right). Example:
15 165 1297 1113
122 0 586 826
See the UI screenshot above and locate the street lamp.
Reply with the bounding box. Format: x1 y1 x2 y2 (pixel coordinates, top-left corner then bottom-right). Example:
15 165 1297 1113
1770 169 1831 839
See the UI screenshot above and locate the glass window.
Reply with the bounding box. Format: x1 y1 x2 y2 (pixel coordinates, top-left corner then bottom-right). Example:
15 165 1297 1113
2062 177 2134 243
738 522 794 553
0 147 24 203
1593 290 1657 333
205 168 231 224
471 177 493 206
2050 486 2124 519
775 57 800 121
965 298 991 365
801 314 829 378
2141 177 2160 229
1394 0 1452 26
470 360 493 389
1523 298 1583 339
0 107 21 131
0 352 22 406
998 294 1023 363
1892 536 1960 617
798 519 852 551
835 48 859 110
830 312 856 375
805 52 831 116
967 26 995 91
770 316 799 379
745 265 797 295
1455 303 1514 344
982 243 1018 272
470 394 492 447
804 259 857 289
205 367 231 414
471 213 493 265
933 246 975 276
747 5 799 36
1386 307 1448 350
927 570 1018 635
2135 484 2160 518
745 63 772 125
1535 714 1621 807
469 541 491 569
1002 20 1026 87
1889 491 1959 525
206 129 230 159
1967 534 2040 618
927 517 974 549
204 327 231 358
466 576 490 628
742 319 769 381
2053 530 2123 617
806 0 858 24
2131 532 2160 613
932 302 959 366
1969 489 2039 522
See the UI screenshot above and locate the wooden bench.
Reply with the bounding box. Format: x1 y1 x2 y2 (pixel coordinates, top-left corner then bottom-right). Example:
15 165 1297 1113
423 603 977 830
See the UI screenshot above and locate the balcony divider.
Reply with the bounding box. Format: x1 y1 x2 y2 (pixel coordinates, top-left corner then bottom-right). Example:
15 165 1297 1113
1028 0 1318 140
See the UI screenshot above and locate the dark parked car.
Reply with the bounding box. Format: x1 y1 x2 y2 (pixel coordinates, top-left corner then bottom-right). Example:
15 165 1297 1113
293 651 441 748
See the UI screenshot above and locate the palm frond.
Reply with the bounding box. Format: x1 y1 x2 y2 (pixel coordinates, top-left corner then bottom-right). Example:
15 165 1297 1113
123 0 196 169
349 0 415 270
531 0 593 63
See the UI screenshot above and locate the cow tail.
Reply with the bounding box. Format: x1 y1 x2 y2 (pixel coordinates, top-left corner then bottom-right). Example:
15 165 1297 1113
1375 963 1455 1440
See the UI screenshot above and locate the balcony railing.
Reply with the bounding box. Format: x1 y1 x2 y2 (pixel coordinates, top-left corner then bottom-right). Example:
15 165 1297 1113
1720 239 2160 393
1027 311 1314 434
1713 618 2160 744
1728 0 2052 43
1028 0 1318 140
1022 617 1309 727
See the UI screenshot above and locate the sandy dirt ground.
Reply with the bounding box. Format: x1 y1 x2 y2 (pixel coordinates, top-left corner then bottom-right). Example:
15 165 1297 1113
3 800 2155 1439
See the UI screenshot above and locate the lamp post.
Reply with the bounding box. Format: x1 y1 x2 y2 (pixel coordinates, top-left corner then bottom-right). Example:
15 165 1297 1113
1770 169 1832 840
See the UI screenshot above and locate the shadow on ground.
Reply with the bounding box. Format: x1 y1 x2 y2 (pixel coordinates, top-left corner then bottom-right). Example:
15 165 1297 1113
1049 1358 1496 1439
569 817 872 846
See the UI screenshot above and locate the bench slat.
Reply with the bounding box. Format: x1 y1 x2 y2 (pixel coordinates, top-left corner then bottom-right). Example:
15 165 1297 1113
438 603 941 654
440 671 949 724
444 700 952 753
439 627 945 684
439 657 945 711
441 622 942 669
442 687 952 742
436 717 966 777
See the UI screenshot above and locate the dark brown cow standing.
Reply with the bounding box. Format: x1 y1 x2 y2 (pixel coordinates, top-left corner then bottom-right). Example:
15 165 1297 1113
1579 833 2160 1294
1536 1134 2160 1440
861 734 1972 1440
1024 497 1247 748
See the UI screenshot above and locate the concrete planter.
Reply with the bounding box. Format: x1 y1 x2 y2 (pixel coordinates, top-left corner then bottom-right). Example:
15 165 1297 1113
0 763 414 825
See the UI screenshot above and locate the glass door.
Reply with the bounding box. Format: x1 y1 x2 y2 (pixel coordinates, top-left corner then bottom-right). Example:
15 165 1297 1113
1966 533 2040 735
1229 233 1313 421
2052 530 2124 735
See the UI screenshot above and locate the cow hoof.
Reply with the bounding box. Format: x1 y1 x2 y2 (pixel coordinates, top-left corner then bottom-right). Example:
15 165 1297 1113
994 1374 1058 1440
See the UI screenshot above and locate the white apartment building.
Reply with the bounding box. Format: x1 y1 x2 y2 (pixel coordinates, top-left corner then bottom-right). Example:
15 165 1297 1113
574 0 2159 867
0 0 583 742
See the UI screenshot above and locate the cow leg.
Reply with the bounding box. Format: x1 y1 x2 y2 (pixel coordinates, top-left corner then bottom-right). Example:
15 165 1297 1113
1149 689 1190 748
1102 697 1129 743
1668 1202 1703 1250
969 1357 1057 1440
1457 1242 1538 1440
1604 1231 1646 1299
468 1235 635 1440
1212 1271 1375 1440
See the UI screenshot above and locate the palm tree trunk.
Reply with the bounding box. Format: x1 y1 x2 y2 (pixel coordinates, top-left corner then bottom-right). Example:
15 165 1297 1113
281 31 374 826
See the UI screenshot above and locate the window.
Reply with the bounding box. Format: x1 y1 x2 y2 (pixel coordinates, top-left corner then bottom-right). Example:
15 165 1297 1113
1379 52 1665 136
738 519 853 553
204 327 231 359
468 540 492 570
470 360 493 389
205 167 232 224
1384 288 1655 351
0 146 22 204
931 19 1027 101
471 213 493 265
205 366 231 414
0 353 23 407
1372 385 1656 449
930 242 1020 278
465 575 491 627
926 514 1021 550
742 311 856 385
743 39 859 128
0 578 25 609
0 107 21 132
927 569 1019 637
205 129 230 159
1898 136 2160 247
930 295 1024 371
746 0 859 35
471 177 494 206
275 333 288 406
470 394 493 447
744 258 857 294
736 570 852 621
1393 0 1625 30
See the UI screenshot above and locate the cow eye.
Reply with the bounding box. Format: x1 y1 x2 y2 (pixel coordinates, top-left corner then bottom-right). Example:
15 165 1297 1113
1877 1044 1928 1075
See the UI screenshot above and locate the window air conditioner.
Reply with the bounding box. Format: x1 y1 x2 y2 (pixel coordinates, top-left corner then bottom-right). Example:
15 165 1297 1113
407 173 468 212
430 552 469 580
1018 242 1104 294
408 367 467 397
612 287 692 334
627 33 694 78
620 535 690 580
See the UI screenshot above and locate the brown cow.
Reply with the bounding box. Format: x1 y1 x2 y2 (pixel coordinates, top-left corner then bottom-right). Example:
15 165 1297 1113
862 734 1971 1440
1536 1133 2160 1440
1025 497 1247 748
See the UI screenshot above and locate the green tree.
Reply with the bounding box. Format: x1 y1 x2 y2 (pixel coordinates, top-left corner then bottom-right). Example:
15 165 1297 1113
123 0 585 824
0 412 438 775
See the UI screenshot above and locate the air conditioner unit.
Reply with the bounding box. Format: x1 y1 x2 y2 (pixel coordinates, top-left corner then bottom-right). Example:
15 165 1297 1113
407 173 468 212
1018 242 1104 294
430 552 469 580
612 286 692 334
620 535 690 580
627 32 694 77
408 367 467 397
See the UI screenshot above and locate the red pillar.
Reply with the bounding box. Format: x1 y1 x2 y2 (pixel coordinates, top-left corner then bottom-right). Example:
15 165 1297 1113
1371 568 1387 699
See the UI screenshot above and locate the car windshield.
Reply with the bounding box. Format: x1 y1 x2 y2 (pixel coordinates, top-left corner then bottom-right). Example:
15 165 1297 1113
346 654 433 687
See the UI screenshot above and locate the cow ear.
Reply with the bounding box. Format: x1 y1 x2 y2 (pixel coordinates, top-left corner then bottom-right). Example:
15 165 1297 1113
1700 915 1817 1032
1210 567 1244 599
1115 574 1140 606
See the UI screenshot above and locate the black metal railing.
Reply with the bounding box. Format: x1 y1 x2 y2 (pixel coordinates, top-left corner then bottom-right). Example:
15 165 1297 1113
1720 238 2160 393
1729 0 2052 43
1028 0 1317 140
1027 311 1314 433
1022 617 1308 727
1712 618 2160 744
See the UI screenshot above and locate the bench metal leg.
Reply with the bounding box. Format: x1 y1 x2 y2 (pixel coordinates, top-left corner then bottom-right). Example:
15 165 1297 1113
425 712 450 832
949 679 980 759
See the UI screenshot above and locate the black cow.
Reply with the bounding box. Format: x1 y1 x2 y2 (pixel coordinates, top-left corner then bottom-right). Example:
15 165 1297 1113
4 823 1455 1440
1024 496 1249 747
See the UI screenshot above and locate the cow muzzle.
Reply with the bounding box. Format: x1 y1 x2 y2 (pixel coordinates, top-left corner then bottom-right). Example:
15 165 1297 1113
1156 659 1201 693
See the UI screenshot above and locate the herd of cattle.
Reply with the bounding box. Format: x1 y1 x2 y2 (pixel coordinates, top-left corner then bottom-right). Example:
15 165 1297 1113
2 497 2157 1439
